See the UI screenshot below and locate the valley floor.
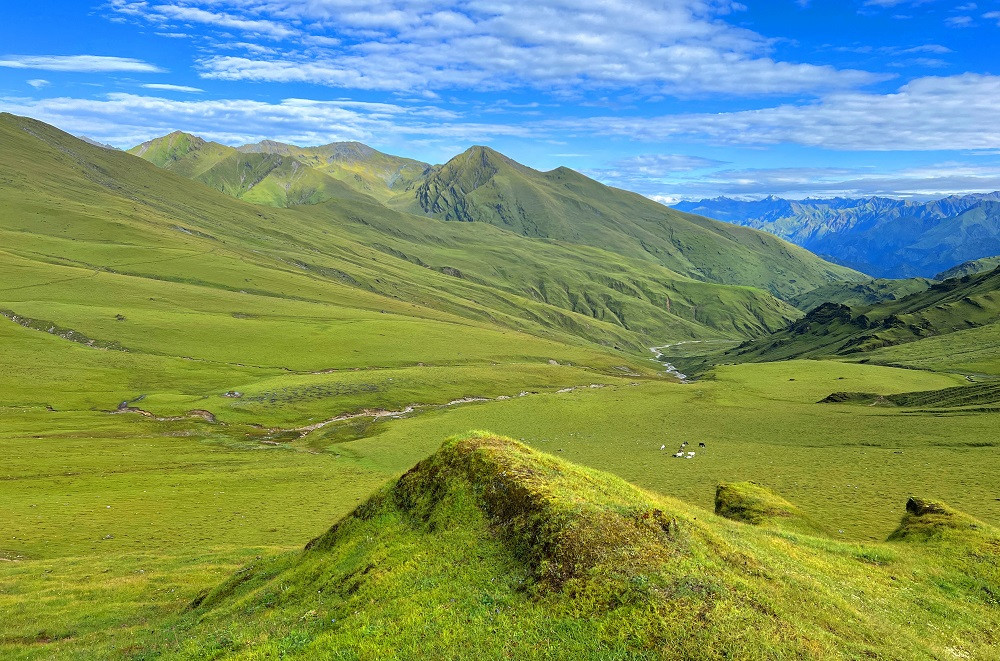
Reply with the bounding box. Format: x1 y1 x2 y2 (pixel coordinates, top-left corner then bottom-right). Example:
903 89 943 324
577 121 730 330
2 359 997 658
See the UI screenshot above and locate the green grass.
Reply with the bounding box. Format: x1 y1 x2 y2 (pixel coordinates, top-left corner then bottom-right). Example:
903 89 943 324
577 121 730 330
722 267 1000 374
788 277 936 310
3 112 1000 659
62 433 1000 659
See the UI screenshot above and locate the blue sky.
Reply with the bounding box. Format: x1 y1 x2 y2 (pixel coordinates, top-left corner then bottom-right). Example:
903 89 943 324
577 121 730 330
2 0 1000 200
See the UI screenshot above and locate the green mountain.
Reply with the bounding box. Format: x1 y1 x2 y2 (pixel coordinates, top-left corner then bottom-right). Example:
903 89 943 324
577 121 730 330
132 134 863 303
129 132 370 207
5 112 1000 660
174 433 1000 658
788 277 936 311
723 266 1000 368
6 112 806 381
239 139 429 201
935 255 1000 280
398 146 863 300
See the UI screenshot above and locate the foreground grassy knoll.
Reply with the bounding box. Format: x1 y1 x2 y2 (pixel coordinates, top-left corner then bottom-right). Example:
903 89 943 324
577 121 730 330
5 359 998 658
49 434 1000 658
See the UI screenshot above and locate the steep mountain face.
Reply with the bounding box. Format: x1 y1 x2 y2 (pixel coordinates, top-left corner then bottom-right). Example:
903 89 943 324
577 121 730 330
397 146 862 300
724 266 1000 364
674 194 1000 278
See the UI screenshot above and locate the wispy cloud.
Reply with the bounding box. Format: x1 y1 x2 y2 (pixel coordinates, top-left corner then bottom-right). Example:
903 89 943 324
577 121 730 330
562 74 1000 151
0 54 164 73
141 83 204 93
107 0 886 96
661 161 1000 199
27 79 50 89
587 153 729 190
0 92 531 149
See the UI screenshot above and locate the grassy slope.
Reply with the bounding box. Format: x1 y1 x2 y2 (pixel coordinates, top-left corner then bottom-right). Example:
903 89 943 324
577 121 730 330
125 124 801 344
822 380 1000 410
238 139 429 202
788 277 936 311
398 146 863 300
3 113 999 659
2 112 679 419
130 133 371 207
722 267 1000 370
124 434 1000 659
936 255 1000 280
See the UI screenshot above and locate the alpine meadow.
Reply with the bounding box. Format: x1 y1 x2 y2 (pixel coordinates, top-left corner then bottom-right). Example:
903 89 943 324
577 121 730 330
2 2 1000 659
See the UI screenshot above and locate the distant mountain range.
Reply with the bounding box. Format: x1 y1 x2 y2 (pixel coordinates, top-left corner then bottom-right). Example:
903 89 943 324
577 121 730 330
673 194 1000 279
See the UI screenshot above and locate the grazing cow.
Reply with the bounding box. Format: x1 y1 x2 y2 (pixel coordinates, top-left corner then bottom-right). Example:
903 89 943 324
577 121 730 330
660 444 666 451
681 441 688 447
699 442 706 448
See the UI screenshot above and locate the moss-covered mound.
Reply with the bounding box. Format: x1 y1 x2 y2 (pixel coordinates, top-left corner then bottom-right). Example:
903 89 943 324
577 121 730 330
888 497 996 543
179 433 1000 659
714 481 827 535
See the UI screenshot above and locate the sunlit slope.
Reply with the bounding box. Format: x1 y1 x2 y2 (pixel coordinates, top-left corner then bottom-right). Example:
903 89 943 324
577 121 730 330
119 118 805 343
723 266 1000 370
397 145 863 300
239 138 429 201
789 277 936 310
2 113 682 424
177 433 1000 659
935 255 1000 280
129 131 371 207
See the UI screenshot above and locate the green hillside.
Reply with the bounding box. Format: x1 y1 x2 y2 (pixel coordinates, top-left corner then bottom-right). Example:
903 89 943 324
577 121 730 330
721 266 1000 369
155 434 999 658
133 134 863 303
129 133 370 207
123 124 803 344
5 112 1000 660
935 255 1000 280
398 146 863 300
239 139 429 201
788 277 936 311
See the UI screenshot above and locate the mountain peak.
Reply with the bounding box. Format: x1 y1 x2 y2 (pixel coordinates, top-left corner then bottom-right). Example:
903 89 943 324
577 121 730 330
237 139 294 155
128 130 208 160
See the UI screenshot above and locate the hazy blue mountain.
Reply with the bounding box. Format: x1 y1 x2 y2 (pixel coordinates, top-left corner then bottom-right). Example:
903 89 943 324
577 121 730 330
674 193 1000 278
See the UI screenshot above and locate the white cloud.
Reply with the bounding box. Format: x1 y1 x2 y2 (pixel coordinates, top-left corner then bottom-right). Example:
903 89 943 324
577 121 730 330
587 153 728 189
27 79 50 89
0 92 532 149
108 0 885 96
141 83 204 92
150 4 297 39
621 161 1000 200
0 55 164 73
564 74 1000 151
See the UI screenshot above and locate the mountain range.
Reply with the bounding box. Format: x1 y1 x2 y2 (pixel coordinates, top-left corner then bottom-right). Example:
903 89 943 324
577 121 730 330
128 129 862 306
673 194 1000 279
